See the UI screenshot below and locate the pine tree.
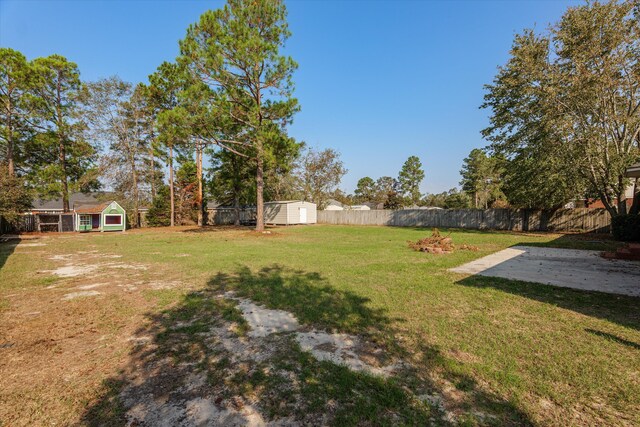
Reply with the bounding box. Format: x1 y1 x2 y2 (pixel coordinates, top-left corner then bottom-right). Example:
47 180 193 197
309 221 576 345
0 48 35 178
398 156 425 206
354 177 376 203
146 185 172 227
29 55 97 211
181 0 299 231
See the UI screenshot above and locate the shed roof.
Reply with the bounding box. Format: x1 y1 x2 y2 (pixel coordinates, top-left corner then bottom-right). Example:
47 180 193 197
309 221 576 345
75 202 112 214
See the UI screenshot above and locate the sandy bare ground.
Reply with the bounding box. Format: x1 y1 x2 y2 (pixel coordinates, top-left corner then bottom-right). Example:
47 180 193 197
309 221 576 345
226 292 406 377
450 246 640 297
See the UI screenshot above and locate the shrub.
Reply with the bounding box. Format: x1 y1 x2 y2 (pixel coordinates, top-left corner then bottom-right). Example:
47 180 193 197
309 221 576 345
0 167 32 223
146 186 171 227
611 214 640 242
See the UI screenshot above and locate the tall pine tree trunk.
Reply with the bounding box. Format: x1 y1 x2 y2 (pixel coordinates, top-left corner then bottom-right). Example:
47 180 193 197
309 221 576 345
57 132 70 213
56 74 70 213
59 137 69 212
56 72 69 212
131 153 139 228
233 156 241 226
196 142 204 227
7 130 14 177
169 145 175 227
255 85 265 232
149 141 156 200
7 91 14 177
255 142 264 232
234 195 240 226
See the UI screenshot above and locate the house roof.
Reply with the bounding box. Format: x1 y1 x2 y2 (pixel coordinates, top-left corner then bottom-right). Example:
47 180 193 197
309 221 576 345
264 200 303 204
75 202 112 214
626 162 640 178
403 205 443 210
362 202 384 210
31 192 113 211
326 199 345 208
206 201 257 209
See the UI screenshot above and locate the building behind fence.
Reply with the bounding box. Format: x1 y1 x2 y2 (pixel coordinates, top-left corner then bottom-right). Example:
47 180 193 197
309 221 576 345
317 208 611 233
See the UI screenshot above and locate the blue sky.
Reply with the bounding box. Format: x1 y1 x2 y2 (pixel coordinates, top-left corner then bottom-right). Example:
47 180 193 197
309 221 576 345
0 0 580 194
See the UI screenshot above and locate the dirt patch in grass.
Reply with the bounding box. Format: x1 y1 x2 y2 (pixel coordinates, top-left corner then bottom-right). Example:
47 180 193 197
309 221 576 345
0 248 189 426
62 290 102 300
242 230 284 238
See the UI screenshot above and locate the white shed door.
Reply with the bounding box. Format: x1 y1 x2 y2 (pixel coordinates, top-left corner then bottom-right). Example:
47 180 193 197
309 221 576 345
299 207 307 223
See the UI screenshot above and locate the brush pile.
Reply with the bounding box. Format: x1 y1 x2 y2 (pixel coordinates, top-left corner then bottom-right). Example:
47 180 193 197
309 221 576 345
408 229 478 254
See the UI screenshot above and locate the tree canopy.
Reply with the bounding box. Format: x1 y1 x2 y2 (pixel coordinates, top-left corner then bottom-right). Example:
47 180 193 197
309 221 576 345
298 147 347 209
482 0 640 215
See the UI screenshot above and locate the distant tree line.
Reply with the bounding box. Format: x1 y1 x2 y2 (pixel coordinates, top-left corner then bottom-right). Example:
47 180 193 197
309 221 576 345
345 156 474 210
340 156 425 209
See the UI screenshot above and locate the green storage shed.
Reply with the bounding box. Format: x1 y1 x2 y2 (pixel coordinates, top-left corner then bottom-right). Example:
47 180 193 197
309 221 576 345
75 201 126 232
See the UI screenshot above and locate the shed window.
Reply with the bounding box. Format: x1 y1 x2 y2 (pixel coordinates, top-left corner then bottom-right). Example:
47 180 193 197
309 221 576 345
104 215 122 225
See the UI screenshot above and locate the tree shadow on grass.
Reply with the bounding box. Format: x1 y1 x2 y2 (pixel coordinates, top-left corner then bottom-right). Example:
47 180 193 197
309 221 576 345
512 233 622 252
456 275 640 331
584 328 640 350
0 239 18 272
82 265 533 426
207 265 396 344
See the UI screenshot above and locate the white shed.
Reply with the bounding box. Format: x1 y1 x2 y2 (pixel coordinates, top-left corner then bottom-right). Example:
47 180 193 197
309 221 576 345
264 201 317 225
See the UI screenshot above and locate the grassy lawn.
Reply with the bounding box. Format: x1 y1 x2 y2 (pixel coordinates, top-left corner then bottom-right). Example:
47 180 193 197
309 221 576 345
0 225 637 426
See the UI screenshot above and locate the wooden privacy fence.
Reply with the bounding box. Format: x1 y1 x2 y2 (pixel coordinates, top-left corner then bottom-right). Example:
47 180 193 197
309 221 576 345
0 216 11 234
207 208 257 225
0 215 36 234
0 214 73 234
317 208 611 233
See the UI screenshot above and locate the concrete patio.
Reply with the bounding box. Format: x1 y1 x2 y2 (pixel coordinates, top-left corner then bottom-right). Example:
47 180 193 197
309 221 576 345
450 246 640 297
